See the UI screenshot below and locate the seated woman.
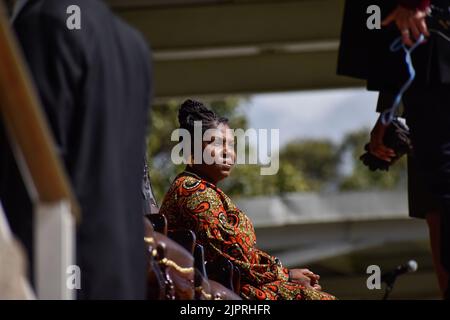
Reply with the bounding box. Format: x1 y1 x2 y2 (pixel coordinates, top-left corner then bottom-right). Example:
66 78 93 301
159 99 336 300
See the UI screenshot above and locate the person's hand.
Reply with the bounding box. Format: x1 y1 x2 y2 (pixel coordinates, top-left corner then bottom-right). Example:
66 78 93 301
369 116 396 162
289 268 322 290
382 5 430 47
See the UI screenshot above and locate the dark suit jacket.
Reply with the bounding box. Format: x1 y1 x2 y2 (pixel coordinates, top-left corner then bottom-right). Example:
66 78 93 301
0 0 152 299
337 0 450 92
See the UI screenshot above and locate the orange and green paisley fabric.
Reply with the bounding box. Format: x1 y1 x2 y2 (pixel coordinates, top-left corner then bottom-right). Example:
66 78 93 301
159 172 336 300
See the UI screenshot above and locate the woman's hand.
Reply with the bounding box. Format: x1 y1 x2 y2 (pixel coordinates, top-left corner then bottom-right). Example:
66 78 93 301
369 117 396 162
382 5 430 46
289 268 322 290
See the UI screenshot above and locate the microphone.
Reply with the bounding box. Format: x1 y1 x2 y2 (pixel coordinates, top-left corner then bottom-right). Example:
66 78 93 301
381 260 418 284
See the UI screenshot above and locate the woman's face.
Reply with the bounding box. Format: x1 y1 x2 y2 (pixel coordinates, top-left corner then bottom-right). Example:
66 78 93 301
196 123 236 184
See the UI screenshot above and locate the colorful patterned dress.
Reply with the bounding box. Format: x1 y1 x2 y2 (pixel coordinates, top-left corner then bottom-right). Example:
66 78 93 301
159 172 336 300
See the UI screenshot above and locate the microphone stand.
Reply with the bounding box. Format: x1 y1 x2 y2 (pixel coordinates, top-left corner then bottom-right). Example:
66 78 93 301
382 273 398 300
382 282 394 300
381 260 418 300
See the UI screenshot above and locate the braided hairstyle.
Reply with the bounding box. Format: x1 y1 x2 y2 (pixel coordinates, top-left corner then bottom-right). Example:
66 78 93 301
178 100 230 161
178 99 229 134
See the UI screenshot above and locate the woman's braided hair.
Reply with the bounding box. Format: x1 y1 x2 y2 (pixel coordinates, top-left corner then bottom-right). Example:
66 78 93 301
178 99 229 134
178 99 230 163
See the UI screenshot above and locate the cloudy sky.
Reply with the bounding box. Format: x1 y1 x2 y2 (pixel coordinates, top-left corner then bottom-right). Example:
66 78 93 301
243 88 380 148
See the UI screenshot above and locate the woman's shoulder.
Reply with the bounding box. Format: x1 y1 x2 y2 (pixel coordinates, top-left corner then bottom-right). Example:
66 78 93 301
164 172 224 213
176 172 202 186
172 172 216 198
171 172 202 188
160 173 206 214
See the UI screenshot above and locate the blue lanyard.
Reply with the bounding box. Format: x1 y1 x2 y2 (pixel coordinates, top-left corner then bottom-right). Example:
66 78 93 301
380 34 426 125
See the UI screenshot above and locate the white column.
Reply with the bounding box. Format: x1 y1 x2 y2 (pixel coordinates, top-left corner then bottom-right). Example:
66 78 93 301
35 200 75 300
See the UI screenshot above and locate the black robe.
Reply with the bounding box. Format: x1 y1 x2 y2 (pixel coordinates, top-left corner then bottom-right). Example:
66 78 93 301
0 0 152 299
337 0 450 91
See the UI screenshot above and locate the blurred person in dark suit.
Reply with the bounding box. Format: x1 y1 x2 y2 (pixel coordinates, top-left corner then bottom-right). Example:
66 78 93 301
338 0 450 298
0 0 152 299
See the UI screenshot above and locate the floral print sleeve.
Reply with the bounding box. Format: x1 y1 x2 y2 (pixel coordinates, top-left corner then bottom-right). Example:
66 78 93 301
159 173 336 300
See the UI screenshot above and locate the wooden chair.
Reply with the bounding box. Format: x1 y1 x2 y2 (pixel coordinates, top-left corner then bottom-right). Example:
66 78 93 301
144 217 195 300
145 213 167 235
193 244 241 300
142 198 241 300
153 232 195 300
144 217 167 299
206 255 236 292
194 244 208 279
168 229 196 255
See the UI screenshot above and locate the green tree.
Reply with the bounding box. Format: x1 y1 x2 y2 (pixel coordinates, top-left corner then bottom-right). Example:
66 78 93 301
279 139 340 191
